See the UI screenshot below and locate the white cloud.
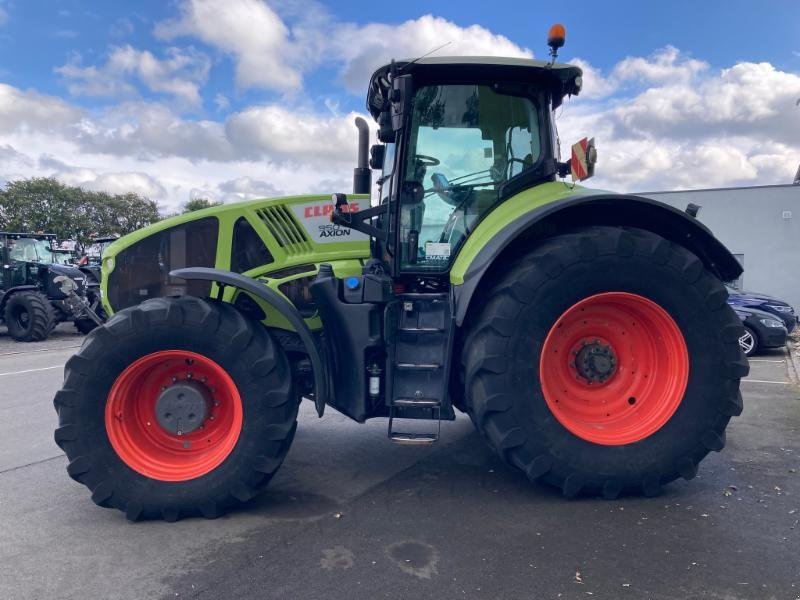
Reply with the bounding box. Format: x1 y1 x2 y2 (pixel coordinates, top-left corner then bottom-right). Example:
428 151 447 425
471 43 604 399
330 15 533 92
216 176 280 201
110 17 135 38
154 0 303 92
0 144 34 168
153 2 533 95
213 93 230 112
226 106 361 163
0 83 82 134
612 46 707 85
550 47 800 192
37 155 168 199
56 45 211 106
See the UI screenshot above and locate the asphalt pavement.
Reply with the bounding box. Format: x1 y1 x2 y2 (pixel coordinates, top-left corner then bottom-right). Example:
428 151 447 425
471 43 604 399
1 324 798 600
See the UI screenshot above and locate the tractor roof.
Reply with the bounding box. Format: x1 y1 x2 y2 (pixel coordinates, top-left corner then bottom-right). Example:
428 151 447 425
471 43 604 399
367 56 583 118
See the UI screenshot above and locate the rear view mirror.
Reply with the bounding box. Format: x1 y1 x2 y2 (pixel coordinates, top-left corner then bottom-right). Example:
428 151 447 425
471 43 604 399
369 144 385 170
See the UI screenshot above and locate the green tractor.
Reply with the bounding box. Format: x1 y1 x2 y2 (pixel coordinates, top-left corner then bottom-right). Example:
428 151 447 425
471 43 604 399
55 29 747 521
0 232 104 341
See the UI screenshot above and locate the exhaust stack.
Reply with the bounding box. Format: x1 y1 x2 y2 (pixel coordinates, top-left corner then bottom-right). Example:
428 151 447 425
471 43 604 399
353 117 371 194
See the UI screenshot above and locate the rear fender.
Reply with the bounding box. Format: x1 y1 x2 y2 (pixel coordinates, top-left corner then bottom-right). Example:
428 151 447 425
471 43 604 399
452 193 743 325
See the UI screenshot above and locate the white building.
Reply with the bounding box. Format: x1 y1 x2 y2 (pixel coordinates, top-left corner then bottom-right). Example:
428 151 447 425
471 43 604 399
641 183 800 309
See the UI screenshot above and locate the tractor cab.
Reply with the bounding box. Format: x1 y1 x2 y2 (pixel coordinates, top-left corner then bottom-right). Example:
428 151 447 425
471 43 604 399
346 56 582 278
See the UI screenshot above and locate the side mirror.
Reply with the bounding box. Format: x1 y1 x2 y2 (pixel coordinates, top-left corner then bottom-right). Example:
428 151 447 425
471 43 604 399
390 74 413 131
377 110 395 143
369 144 385 170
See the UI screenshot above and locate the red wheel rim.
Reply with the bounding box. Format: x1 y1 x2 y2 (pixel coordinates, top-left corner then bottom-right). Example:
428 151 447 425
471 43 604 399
105 350 243 481
539 292 689 445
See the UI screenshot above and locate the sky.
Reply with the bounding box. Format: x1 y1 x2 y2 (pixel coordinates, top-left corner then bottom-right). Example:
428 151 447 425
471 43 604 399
0 0 799 212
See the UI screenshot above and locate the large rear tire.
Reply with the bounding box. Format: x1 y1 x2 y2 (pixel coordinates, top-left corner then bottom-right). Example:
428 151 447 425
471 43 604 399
54 296 296 521
462 226 747 498
4 291 56 341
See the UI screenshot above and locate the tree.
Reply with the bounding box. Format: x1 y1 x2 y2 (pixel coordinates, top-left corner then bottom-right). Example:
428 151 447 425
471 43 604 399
182 198 222 213
0 178 160 244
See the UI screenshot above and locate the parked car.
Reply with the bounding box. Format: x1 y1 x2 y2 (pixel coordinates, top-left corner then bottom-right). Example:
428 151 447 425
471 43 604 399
727 285 797 333
733 306 788 357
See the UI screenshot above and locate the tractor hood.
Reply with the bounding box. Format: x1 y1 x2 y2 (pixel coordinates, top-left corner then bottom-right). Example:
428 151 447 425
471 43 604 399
43 263 88 299
100 194 371 316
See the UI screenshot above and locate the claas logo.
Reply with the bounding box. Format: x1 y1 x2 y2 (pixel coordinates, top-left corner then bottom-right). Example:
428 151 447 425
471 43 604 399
303 203 360 218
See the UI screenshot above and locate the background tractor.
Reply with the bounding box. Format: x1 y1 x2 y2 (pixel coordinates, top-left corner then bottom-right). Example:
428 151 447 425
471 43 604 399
0 232 104 341
55 27 747 521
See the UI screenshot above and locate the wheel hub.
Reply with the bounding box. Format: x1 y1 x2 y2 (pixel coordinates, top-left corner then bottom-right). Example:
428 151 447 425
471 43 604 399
155 380 210 435
574 340 617 383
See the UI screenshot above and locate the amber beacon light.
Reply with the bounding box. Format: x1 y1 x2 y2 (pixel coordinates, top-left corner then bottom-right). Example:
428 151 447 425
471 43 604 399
547 23 566 61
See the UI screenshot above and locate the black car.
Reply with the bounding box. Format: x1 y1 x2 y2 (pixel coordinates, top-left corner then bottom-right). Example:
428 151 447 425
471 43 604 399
727 285 797 333
734 306 788 357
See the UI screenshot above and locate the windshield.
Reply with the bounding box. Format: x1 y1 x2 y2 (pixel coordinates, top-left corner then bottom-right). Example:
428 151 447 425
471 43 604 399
400 84 541 271
9 238 56 264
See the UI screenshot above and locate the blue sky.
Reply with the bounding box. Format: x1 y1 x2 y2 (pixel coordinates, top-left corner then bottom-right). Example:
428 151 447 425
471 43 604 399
0 0 798 209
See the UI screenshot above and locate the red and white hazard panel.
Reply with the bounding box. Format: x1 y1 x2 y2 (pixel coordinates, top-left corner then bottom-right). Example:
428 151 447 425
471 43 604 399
571 137 597 182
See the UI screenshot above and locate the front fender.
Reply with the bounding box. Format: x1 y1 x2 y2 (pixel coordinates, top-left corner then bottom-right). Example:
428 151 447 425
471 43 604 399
451 190 743 325
170 267 327 417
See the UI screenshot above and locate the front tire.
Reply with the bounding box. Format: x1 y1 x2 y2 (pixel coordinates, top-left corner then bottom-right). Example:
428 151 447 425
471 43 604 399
4 291 56 341
54 296 296 521
462 227 748 498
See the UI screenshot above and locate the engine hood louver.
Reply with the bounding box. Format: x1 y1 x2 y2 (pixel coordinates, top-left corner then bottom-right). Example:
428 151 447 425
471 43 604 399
257 205 312 255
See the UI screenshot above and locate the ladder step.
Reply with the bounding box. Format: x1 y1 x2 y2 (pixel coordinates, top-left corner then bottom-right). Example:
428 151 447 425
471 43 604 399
398 326 445 333
396 363 442 371
389 432 438 445
393 398 441 408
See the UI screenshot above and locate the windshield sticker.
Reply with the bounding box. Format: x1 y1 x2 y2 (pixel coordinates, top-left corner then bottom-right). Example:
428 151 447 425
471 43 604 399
425 242 451 261
290 202 370 244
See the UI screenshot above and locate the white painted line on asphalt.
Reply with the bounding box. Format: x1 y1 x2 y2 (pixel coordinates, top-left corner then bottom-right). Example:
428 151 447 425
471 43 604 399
0 345 80 357
0 365 63 377
747 359 786 363
742 378 790 385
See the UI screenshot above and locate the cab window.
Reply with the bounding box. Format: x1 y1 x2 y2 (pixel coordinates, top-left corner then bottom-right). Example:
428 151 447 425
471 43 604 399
400 84 540 271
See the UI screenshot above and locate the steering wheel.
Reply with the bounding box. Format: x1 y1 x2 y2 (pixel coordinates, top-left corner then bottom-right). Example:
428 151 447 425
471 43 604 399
414 154 440 167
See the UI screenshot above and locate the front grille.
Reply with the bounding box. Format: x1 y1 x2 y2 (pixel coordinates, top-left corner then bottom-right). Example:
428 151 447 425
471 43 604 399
256 205 312 255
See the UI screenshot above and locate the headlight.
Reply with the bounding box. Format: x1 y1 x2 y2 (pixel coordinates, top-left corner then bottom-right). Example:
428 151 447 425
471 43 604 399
760 318 785 328
766 304 793 314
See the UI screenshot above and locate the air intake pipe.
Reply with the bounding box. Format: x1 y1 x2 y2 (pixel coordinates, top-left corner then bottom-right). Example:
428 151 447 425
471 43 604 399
353 117 371 194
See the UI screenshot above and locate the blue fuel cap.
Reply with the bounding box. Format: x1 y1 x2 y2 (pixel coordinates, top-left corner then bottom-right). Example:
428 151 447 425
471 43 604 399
345 277 361 290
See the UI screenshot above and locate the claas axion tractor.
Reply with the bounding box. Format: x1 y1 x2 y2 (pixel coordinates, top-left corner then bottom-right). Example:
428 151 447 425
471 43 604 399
55 27 747 521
